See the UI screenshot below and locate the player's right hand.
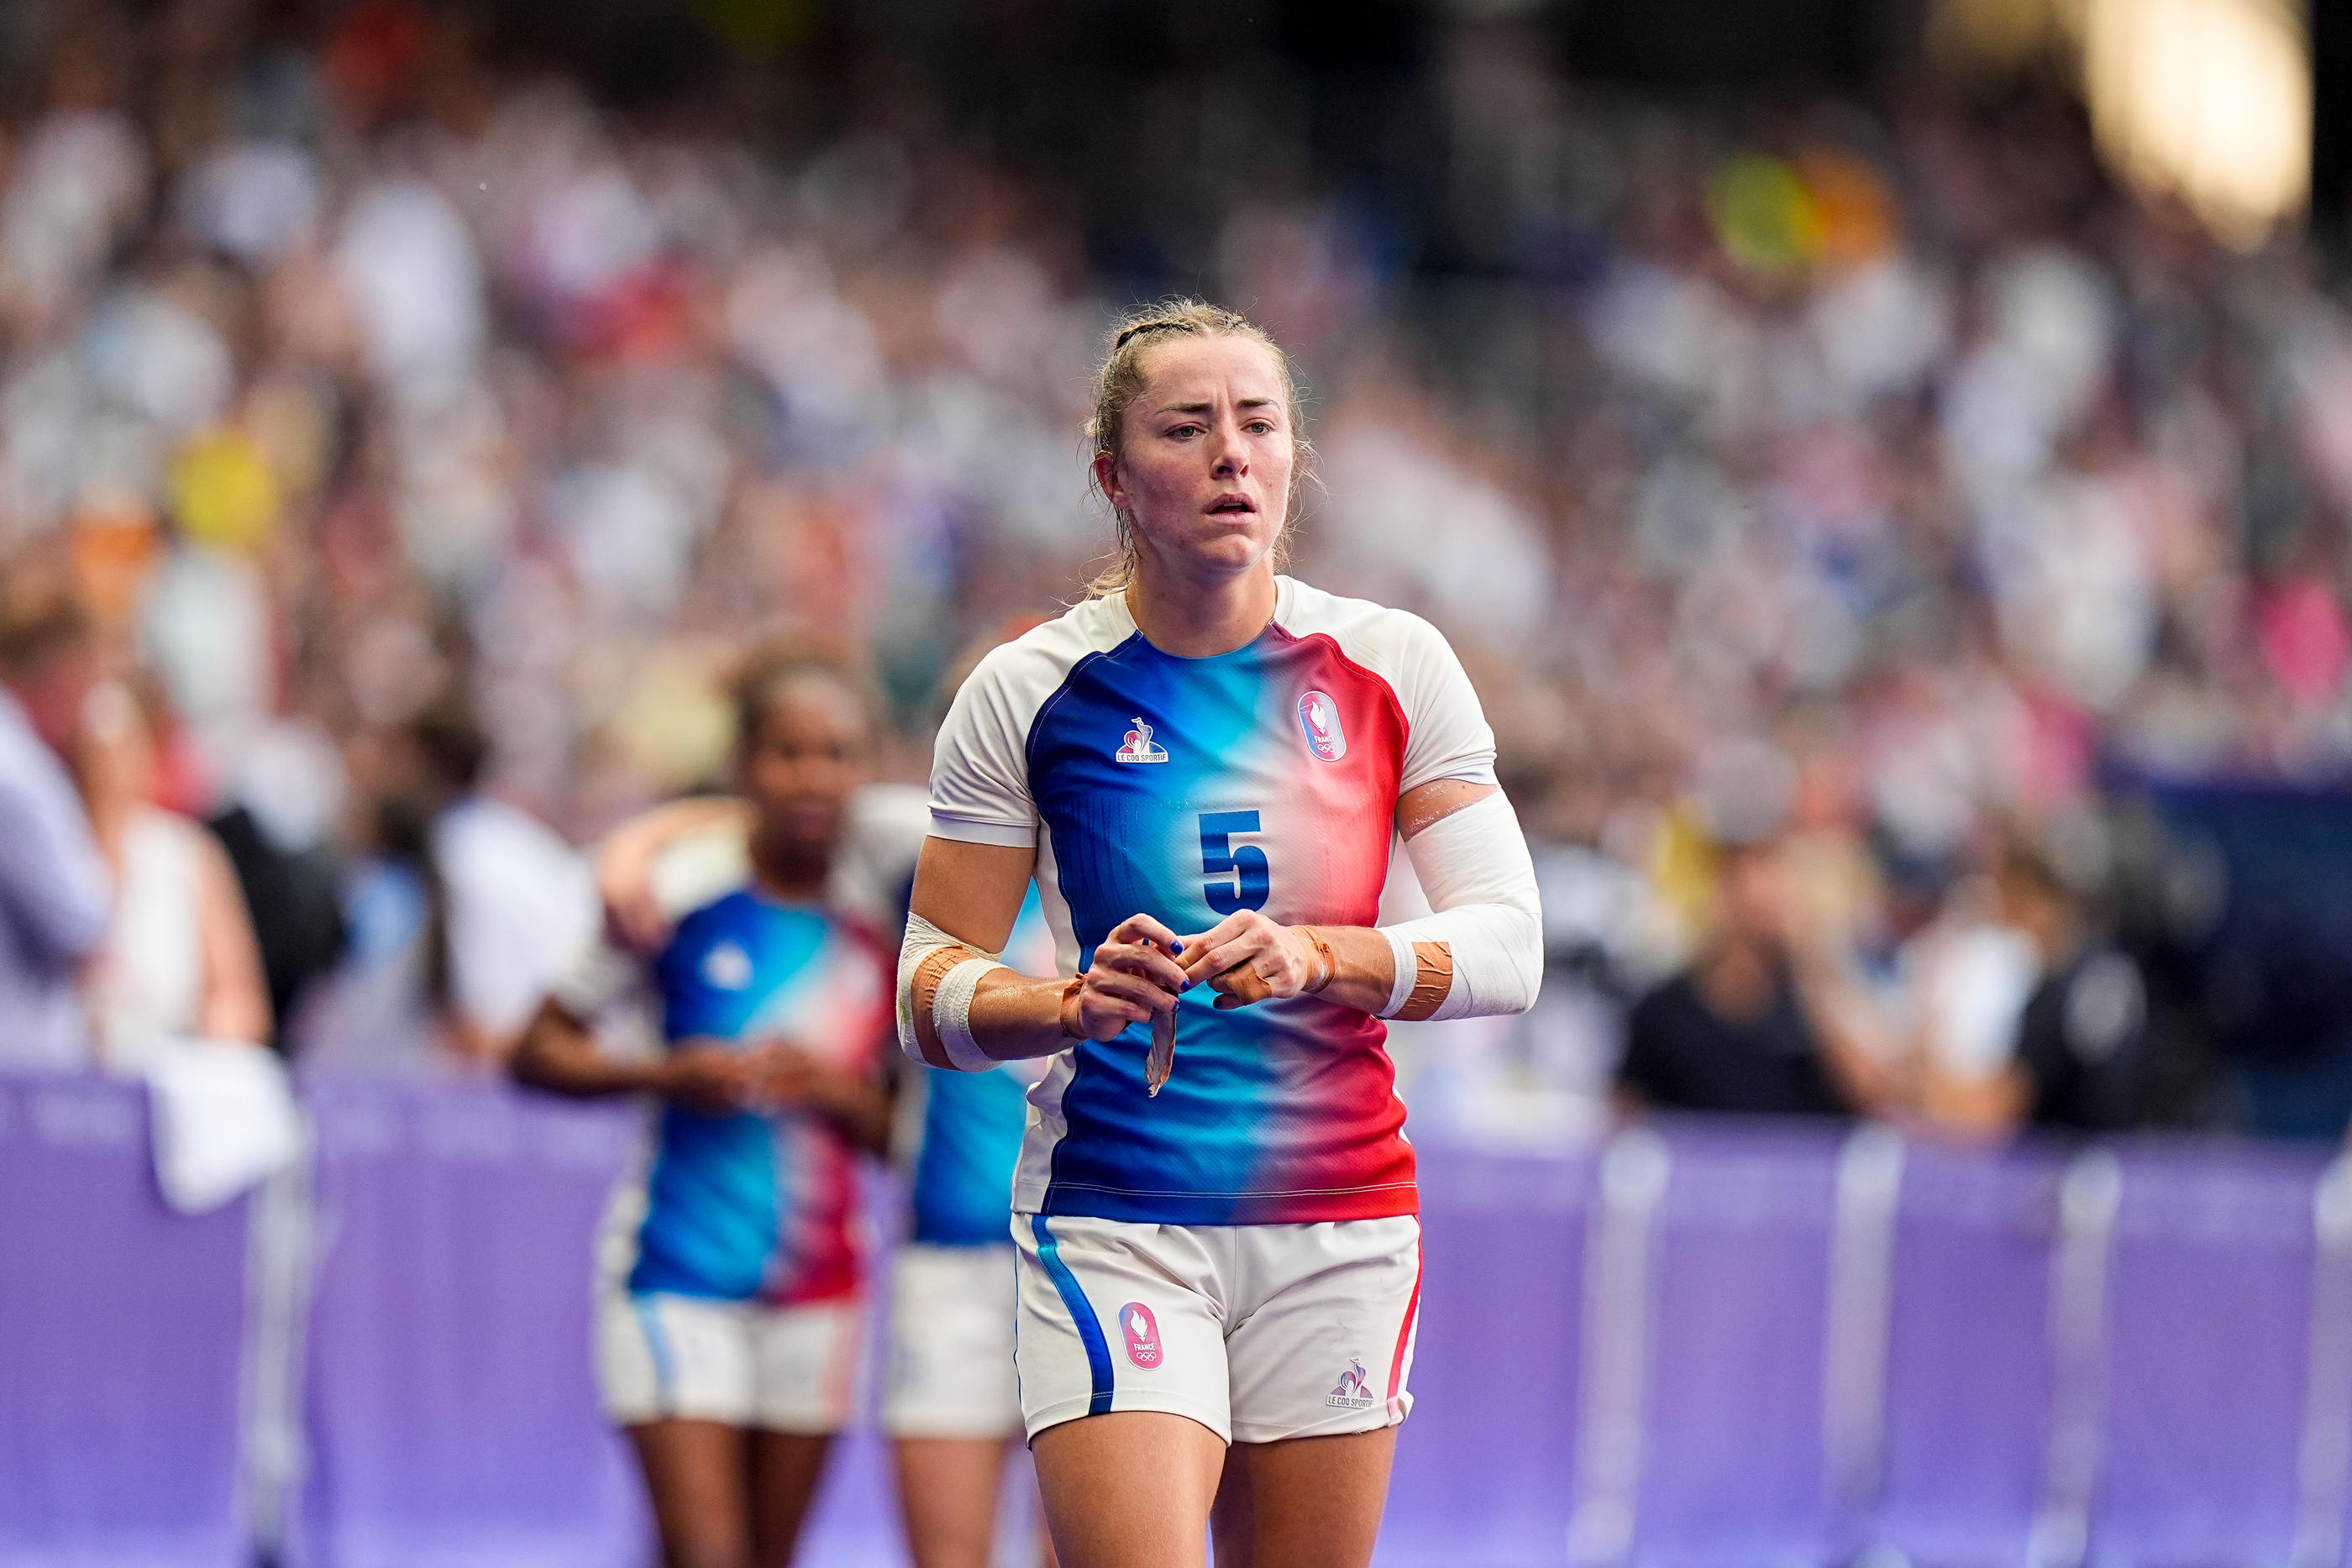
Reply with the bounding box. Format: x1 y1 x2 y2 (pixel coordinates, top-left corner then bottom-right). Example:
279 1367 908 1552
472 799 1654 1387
1072 913 1191 1041
658 1044 760 1115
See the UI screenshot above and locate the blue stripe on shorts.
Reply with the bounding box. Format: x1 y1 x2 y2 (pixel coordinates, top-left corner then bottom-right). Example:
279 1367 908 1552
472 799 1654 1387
633 1295 677 1409
1031 1215 1113 1416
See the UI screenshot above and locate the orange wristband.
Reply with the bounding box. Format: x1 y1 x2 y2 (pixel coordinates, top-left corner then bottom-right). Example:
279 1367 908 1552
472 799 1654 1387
1058 976 1087 1039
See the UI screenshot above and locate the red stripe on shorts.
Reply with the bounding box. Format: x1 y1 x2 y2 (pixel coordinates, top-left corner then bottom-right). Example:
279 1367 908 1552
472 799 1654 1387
1388 1234 1423 1402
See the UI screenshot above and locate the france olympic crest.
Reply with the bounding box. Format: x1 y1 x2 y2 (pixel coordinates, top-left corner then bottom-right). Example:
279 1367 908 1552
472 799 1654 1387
1299 690 1346 762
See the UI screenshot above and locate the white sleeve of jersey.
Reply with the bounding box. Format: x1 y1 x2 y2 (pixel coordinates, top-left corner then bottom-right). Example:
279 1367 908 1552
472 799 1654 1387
927 642 1044 848
1389 611 1499 792
927 605 1126 849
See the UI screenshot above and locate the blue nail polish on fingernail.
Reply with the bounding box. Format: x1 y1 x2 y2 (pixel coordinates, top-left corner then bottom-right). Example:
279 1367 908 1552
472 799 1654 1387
1171 941 1184 954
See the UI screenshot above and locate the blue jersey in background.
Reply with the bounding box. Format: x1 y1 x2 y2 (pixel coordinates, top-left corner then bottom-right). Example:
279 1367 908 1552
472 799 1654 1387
610 886 891 1303
904 884 1053 1246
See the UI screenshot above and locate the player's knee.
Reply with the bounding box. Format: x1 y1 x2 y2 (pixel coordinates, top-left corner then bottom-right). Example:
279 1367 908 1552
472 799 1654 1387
900 1481 998 1568
907 1528 995 1568
660 1530 752 1568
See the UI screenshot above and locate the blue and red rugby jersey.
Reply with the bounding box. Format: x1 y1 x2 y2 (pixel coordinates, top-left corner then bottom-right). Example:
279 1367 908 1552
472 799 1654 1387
559 873 893 1304
924 576 1497 1225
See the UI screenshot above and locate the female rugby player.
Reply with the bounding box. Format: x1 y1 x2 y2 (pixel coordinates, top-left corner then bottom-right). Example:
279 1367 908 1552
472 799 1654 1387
596 801 1062 1568
591 627 1067 1568
512 653 894 1568
899 302 1543 1568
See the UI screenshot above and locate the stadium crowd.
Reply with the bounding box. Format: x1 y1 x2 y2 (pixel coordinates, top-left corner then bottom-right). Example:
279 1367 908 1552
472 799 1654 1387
2 1 2349 1142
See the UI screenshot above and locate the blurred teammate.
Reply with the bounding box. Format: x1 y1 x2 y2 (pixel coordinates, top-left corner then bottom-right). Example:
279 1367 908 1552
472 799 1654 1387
597 631 1063 1568
885 882 1060 1568
900 302 1543 1568
511 651 893 1568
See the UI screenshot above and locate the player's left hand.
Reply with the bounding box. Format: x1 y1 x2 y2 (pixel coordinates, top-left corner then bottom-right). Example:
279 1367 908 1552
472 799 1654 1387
1176 910 1315 1009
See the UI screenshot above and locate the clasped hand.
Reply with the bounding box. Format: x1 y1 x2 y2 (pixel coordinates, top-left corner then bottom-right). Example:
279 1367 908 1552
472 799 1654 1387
662 1039 823 1115
1067 910 1316 1042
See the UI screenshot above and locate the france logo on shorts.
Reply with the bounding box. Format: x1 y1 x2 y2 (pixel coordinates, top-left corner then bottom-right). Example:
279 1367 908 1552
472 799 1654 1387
1120 1302 1163 1369
1299 690 1346 761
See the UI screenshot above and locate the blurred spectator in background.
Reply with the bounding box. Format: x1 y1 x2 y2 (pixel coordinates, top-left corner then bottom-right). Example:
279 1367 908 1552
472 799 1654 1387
207 722 349 1054
0 0 2339 1135
1919 831 2153 1136
77 678 271 1063
295 693 593 1070
1617 830 1894 1118
0 570 110 1067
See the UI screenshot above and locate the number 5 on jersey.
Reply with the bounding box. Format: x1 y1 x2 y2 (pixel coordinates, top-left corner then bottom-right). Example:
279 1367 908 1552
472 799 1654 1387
1200 811 1268 915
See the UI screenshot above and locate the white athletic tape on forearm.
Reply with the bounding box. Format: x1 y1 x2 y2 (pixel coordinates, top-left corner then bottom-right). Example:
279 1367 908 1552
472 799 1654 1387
1377 790 1543 1022
932 957 1001 1072
1381 928 1419 1017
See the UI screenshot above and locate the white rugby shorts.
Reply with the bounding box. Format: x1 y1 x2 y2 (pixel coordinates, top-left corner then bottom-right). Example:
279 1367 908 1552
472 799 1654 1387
882 1242 1024 1440
596 1289 862 1434
1012 1214 1422 1446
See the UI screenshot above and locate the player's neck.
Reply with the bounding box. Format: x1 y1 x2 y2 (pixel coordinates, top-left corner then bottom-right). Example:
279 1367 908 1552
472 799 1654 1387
1124 564 1278 658
748 823 830 902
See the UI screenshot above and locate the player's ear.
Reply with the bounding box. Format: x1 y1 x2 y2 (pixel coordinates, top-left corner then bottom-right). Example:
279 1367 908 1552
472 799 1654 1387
1094 449 1127 515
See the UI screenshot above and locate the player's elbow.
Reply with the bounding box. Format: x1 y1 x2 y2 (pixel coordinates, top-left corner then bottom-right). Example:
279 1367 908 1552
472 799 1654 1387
893 975 950 1070
1492 904 1543 1016
1399 789 1543 1019
1462 902 1542 1018
896 914 990 1072
507 999 587 1094
895 1002 962 1071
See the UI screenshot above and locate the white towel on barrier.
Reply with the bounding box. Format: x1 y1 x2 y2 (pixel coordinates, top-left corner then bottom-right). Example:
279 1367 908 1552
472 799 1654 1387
142 1038 304 1214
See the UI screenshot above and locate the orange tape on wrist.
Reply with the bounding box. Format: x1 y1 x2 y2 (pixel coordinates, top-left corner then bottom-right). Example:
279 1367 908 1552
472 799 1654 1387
1394 941 1455 1022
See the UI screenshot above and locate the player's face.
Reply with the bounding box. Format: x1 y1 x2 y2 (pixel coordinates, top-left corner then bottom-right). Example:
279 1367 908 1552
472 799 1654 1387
1100 334 1294 583
741 677 873 853
1717 842 1787 945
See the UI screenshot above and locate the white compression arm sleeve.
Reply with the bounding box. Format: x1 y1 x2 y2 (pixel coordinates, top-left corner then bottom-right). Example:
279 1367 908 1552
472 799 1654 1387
897 910 1008 1072
1378 789 1544 1021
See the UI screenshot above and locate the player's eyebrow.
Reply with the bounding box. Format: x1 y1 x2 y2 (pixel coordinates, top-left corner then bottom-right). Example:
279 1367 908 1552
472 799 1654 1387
1152 397 1279 415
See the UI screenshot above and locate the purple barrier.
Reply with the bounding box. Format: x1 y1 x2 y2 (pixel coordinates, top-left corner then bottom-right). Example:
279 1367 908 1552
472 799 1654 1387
2094 1142 2327 1565
291 1078 650 1568
290 1081 920 1568
23 1068 2342 1568
1873 1140 2064 1565
1380 1149 1592 1567
0 1072 252 1568
1635 1120 1845 1565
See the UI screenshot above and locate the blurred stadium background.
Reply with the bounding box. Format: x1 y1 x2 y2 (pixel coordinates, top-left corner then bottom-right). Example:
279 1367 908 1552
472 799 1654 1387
5 0 2352 1563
